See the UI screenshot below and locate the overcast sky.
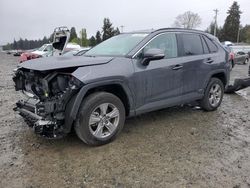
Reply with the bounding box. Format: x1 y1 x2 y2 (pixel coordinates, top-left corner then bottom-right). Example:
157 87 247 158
0 0 249 45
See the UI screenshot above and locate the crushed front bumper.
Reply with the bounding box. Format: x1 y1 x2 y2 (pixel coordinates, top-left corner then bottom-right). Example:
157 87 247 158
14 98 65 138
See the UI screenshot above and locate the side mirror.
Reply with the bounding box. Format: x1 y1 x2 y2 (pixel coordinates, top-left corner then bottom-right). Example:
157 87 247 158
141 48 165 66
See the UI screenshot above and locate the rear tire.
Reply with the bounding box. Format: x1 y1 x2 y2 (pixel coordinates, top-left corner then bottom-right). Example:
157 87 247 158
200 78 224 111
75 92 125 146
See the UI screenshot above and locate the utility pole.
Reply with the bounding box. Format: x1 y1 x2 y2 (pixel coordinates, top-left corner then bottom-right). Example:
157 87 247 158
213 9 219 36
120 25 125 33
237 27 240 43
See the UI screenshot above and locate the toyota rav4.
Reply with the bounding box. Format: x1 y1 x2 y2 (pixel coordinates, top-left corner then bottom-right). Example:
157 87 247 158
13 28 230 146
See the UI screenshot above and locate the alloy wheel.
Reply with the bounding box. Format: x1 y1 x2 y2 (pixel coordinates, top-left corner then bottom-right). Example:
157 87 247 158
88 103 120 139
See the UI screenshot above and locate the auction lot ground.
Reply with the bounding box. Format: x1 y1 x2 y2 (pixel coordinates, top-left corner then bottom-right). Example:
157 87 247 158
0 52 250 188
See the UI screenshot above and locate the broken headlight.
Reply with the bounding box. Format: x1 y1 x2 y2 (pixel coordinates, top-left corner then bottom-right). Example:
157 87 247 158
49 74 82 97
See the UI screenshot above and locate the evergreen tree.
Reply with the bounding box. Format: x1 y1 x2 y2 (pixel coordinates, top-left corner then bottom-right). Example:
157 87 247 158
24 39 29 50
80 28 89 47
205 22 217 35
102 18 115 41
3 43 11 50
71 38 80 45
114 27 120 36
89 36 96 47
221 1 242 42
18 38 24 50
13 39 17 50
69 27 78 41
240 25 250 43
205 22 223 40
95 31 102 44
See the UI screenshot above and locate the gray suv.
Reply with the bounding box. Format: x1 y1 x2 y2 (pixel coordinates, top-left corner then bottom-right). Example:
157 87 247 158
13 28 230 145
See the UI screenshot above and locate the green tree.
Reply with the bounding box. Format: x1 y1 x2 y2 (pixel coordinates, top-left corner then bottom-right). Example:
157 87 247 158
205 22 223 40
18 38 24 49
240 25 250 43
80 28 89 47
69 27 78 41
3 43 11 50
24 39 29 50
102 18 116 41
13 39 17 50
205 22 217 35
42 36 48 44
89 36 96 47
71 37 80 45
221 1 242 42
114 27 120 36
95 31 102 44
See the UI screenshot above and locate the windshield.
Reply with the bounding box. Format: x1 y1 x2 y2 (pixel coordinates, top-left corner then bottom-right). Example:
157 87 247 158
84 33 148 56
38 45 47 51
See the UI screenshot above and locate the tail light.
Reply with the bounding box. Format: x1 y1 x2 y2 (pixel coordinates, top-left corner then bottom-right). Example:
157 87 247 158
229 52 234 60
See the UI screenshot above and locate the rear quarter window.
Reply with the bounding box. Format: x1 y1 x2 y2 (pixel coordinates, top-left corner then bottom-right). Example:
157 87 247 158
201 36 210 54
203 36 218 53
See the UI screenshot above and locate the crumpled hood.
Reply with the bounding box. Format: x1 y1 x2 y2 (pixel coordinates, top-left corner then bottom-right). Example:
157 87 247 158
19 55 114 71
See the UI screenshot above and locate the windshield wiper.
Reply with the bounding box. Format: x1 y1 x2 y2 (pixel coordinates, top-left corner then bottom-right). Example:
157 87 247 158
84 55 96 57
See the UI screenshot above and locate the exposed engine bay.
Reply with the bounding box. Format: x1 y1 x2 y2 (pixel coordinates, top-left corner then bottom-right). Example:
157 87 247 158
13 68 82 138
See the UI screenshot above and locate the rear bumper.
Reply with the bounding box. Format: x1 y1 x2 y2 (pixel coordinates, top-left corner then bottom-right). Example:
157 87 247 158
14 99 65 138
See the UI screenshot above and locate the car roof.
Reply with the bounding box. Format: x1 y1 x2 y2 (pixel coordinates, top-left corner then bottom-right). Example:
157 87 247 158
124 28 217 40
126 28 207 34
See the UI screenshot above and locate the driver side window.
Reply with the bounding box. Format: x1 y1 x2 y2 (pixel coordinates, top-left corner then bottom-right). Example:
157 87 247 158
144 33 178 59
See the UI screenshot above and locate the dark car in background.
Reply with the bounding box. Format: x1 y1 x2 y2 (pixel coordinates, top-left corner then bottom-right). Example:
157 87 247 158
13 28 230 146
13 50 24 56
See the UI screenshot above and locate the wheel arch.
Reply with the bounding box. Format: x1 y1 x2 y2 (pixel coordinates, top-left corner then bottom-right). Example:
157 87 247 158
211 72 227 87
63 80 134 134
203 69 228 90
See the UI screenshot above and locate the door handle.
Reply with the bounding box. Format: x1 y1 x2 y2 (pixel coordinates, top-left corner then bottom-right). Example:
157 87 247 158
172 64 183 70
206 58 214 64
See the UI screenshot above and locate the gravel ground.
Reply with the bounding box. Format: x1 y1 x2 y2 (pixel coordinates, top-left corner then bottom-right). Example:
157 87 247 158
0 52 250 188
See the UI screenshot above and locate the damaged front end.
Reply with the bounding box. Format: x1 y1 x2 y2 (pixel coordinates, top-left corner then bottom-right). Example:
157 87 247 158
13 68 82 138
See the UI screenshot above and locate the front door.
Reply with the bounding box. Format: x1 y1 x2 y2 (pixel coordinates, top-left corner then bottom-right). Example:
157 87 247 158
132 32 184 111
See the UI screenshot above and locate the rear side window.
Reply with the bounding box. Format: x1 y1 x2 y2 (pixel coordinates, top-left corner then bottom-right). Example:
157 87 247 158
203 36 218 53
181 34 203 56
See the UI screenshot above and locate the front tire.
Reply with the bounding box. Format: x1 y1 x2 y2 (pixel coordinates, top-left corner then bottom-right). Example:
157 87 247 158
231 60 235 69
75 92 125 146
244 58 248 65
200 78 224 111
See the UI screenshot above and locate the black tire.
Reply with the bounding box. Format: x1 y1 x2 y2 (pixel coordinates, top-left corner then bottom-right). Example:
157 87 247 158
200 78 224 111
229 60 233 71
74 92 125 146
231 60 235 68
244 58 249 64
243 59 247 65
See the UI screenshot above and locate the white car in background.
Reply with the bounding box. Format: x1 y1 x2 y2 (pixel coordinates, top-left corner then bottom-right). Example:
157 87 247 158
32 44 54 57
19 27 81 63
